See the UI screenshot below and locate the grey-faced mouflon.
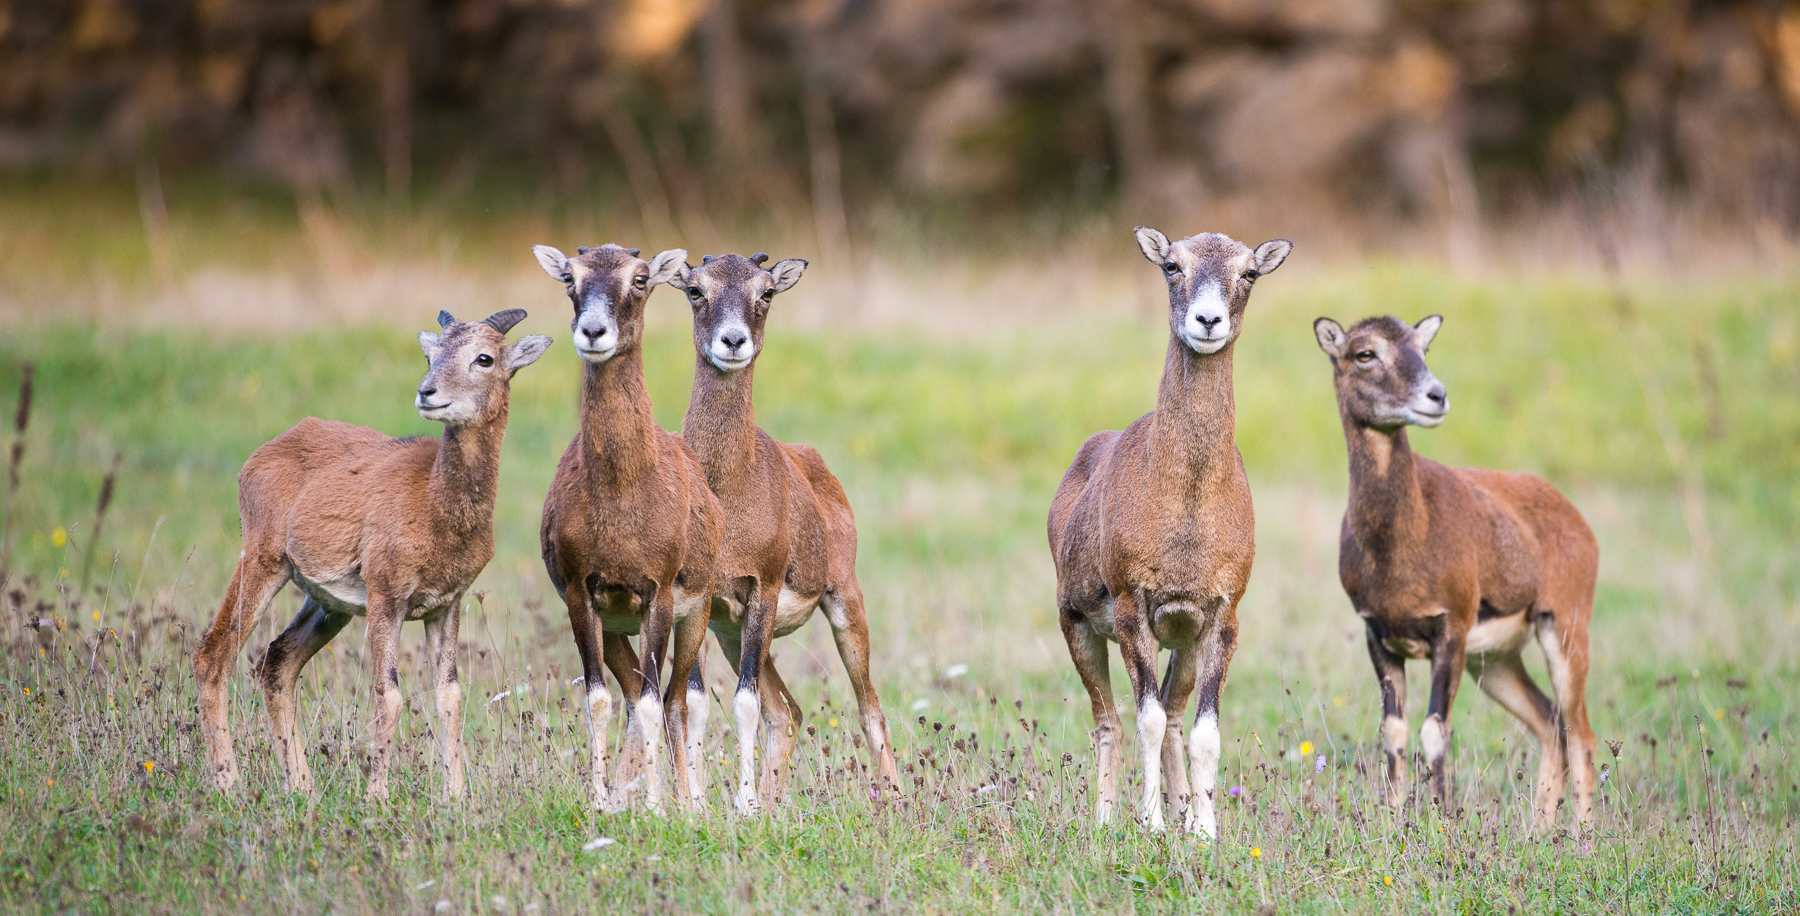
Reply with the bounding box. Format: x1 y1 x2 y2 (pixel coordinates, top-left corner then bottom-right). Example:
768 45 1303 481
533 243 725 813
670 251 899 814
1048 228 1291 837
194 309 552 801
1314 314 1599 831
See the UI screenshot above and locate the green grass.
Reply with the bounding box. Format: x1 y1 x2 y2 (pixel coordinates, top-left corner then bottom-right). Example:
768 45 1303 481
0 250 1797 912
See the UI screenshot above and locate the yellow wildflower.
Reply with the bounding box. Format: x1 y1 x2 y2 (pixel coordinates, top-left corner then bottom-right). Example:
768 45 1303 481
1299 741 1313 756
1251 847 1261 859
51 527 66 548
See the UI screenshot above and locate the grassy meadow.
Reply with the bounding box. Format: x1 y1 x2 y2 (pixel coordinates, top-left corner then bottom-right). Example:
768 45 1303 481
0 183 1797 913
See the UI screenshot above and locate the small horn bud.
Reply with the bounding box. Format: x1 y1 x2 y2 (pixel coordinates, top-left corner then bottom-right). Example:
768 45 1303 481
626 248 641 257
576 246 589 254
437 310 456 328
702 255 715 264
750 253 769 266
483 308 529 335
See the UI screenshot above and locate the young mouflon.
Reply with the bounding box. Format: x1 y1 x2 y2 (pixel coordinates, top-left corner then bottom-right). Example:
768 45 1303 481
1315 313 1599 831
1049 228 1291 838
533 243 724 813
194 310 551 801
672 252 898 814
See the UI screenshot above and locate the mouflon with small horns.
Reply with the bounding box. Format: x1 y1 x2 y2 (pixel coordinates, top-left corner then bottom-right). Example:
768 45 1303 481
533 242 724 813
1049 228 1291 838
670 251 899 814
1314 313 1599 832
194 309 552 801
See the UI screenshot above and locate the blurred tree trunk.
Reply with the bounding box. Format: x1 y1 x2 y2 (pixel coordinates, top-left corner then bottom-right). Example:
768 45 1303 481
700 0 767 191
803 80 852 275
1094 0 1158 216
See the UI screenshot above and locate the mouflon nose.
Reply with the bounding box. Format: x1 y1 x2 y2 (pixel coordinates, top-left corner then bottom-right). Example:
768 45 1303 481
417 386 436 399
720 329 748 351
578 324 611 346
1196 314 1223 331
1426 384 1447 406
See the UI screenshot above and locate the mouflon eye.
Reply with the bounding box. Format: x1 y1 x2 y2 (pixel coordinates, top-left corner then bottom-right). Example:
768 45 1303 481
476 354 494 367
761 288 775 302
686 287 702 300
1162 262 1179 275
633 274 647 289
1354 350 1376 363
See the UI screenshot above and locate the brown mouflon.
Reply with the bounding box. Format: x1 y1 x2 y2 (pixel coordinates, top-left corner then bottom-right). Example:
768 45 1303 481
533 243 725 813
1049 228 1291 837
671 251 899 814
194 310 552 801
1315 313 1599 831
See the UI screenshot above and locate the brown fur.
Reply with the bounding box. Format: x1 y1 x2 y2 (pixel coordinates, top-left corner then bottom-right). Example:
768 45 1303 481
193 310 552 800
1048 229 1291 836
672 252 898 813
1314 313 1599 831
534 243 724 812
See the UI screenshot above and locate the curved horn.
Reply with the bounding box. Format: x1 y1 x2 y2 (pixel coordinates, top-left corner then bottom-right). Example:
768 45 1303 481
438 310 456 328
483 309 529 335
750 253 769 266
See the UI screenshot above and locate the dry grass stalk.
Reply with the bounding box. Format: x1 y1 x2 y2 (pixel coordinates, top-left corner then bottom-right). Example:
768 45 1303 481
79 452 122 591
1 362 34 573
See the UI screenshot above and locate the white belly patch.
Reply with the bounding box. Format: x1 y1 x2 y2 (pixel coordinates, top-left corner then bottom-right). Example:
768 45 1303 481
1466 612 1532 655
294 568 368 616
772 587 820 637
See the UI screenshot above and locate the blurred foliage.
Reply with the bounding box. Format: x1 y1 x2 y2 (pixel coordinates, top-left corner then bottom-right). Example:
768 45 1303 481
3 0 1800 226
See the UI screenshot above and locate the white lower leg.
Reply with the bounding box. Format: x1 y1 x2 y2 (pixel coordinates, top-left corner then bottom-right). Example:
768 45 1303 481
863 711 893 789
1137 699 1168 830
1094 721 1121 823
1381 714 1409 807
1420 715 1447 775
733 688 760 814
1186 712 1220 839
436 681 464 797
634 694 665 813
686 687 708 802
585 686 613 806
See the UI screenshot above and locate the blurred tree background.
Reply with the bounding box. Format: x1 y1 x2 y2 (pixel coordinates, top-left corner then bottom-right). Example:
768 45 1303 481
3 0 1798 244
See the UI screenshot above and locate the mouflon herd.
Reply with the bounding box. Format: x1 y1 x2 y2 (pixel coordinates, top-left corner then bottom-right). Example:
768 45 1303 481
195 229 1599 836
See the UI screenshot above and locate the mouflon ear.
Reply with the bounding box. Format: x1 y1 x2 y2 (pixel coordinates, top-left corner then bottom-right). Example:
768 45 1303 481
532 245 572 282
768 258 808 294
1314 317 1348 359
1250 239 1293 277
419 331 441 357
648 248 689 287
437 310 456 329
1134 226 1171 265
504 334 553 374
483 308 528 335
1412 314 1443 352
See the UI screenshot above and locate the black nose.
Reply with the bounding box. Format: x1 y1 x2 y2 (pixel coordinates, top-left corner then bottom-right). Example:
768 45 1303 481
418 387 436 398
1197 315 1222 328
1426 386 1446 405
722 330 748 350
